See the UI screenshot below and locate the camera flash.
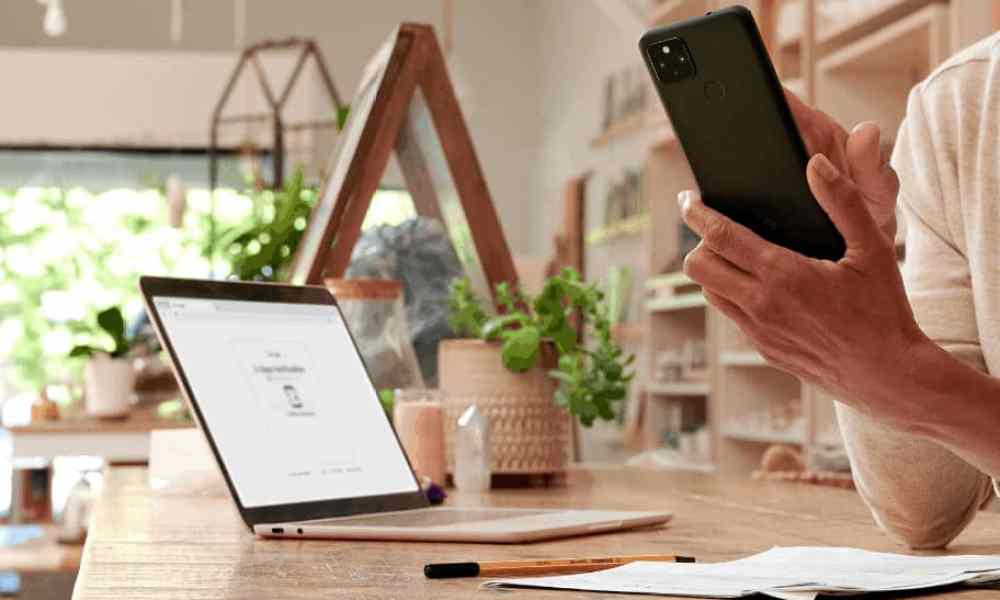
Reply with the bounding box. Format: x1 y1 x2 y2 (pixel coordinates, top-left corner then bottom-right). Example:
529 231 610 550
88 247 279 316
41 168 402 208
661 45 671 54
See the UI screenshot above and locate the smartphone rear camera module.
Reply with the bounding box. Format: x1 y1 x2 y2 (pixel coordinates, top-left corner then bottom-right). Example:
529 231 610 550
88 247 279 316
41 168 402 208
648 38 695 83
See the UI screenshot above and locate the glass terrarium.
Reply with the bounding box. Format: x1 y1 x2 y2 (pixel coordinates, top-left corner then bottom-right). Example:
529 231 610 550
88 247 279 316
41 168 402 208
324 278 424 393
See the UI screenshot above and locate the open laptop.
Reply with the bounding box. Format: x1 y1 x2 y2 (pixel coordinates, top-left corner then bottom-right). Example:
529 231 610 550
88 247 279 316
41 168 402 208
139 276 671 543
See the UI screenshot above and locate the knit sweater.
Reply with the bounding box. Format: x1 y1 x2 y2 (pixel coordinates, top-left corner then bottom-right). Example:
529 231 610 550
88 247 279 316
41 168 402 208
835 33 1000 549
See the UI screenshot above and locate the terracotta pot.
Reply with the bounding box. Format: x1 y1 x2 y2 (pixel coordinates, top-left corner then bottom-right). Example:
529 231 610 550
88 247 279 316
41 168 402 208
438 339 570 476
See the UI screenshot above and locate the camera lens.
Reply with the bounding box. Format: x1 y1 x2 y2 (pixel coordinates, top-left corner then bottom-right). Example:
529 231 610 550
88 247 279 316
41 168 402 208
647 37 694 84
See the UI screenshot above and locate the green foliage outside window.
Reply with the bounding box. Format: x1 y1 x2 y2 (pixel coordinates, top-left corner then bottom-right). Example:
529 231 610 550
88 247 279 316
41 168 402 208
217 170 317 282
0 186 252 394
0 164 415 397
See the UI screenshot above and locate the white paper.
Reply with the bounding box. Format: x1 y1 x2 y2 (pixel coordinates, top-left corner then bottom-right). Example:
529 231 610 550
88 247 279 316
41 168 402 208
483 547 1000 598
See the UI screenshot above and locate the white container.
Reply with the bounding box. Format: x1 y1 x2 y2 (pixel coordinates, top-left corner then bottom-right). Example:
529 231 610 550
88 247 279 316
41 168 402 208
83 353 134 418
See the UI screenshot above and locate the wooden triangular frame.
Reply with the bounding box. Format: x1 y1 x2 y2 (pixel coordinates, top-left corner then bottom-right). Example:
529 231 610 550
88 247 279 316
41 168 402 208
289 23 518 295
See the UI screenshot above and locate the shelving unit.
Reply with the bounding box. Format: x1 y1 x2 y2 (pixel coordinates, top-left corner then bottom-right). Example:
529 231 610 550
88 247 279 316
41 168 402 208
585 214 649 245
645 293 705 313
582 0 997 471
646 0 713 27
648 381 710 396
721 427 802 445
623 0 997 475
816 3 950 137
719 350 768 367
590 110 654 148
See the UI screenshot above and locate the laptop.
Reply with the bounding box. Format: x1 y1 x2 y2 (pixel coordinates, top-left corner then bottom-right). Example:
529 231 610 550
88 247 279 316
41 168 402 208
139 276 672 543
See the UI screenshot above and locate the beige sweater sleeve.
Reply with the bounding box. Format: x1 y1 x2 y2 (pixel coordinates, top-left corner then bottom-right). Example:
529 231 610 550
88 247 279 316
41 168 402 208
834 81 994 550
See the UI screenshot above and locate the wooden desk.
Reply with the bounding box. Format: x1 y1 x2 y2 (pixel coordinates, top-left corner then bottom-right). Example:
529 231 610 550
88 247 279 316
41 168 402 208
0 526 82 573
73 466 1000 599
8 406 192 463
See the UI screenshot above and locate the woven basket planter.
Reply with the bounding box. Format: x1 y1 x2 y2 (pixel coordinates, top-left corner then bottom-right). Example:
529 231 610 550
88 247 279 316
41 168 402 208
438 339 570 476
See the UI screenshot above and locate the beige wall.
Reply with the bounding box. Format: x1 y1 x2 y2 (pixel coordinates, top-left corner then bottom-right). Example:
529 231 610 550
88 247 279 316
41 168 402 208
531 0 653 256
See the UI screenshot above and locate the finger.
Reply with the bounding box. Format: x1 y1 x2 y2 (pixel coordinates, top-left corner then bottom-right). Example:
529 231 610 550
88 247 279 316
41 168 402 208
703 289 754 332
806 153 882 253
845 121 899 206
678 190 779 273
784 88 844 157
683 242 755 304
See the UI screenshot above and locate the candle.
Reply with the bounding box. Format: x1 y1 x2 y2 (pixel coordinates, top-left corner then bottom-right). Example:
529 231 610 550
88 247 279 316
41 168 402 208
393 395 446 487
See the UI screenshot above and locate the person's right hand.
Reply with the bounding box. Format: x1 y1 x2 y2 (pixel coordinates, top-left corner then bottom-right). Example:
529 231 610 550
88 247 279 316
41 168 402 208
785 90 900 239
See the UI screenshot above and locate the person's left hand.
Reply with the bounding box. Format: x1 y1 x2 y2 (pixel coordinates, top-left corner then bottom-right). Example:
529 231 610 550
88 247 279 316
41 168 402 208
679 154 928 430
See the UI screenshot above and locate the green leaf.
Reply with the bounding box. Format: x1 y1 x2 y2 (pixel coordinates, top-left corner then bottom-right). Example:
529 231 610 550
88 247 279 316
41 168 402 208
447 277 489 337
336 105 351 131
481 313 526 341
96 307 128 357
69 345 96 359
495 281 519 313
500 326 541 372
378 389 395 418
552 323 577 354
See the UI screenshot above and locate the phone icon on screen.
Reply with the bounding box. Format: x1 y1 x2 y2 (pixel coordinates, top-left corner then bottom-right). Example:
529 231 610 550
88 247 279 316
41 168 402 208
283 384 304 410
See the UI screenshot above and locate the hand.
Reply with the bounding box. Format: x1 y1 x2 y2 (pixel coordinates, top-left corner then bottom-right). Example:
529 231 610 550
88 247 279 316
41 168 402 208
784 90 899 239
679 154 929 431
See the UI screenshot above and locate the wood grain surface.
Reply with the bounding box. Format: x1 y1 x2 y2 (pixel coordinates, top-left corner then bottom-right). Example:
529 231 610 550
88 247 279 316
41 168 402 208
9 403 191 434
72 465 1000 599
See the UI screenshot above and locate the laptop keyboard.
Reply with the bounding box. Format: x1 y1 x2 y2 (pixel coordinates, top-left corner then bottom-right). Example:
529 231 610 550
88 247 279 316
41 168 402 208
306 507 550 528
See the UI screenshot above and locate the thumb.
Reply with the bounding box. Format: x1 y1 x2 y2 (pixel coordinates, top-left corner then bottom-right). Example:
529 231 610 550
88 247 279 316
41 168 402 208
806 153 882 254
845 121 899 208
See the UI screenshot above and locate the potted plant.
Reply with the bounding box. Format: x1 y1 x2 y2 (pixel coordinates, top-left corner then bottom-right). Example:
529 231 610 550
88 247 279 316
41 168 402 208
440 268 633 476
69 307 136 418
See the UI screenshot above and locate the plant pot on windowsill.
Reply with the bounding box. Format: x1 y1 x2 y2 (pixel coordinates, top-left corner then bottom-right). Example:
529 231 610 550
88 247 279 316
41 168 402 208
83 353 135 419
438 339 570 477
70 306 137 419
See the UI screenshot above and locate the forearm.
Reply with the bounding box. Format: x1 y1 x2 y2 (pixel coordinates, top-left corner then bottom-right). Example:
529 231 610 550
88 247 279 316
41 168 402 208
899 336 1000 478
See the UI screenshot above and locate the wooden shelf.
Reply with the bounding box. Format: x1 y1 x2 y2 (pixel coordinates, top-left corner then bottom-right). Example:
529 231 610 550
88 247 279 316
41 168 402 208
721 427 802 445
817 0 945 51
590 111 649 148
646 292 705 313
783 77 805 97
647 114 678 150
647 381 710 396
646 0 709 26
611 322 645 344
585 214 649 244
818 4 948 74
645 271 692 290
779 35 801 54
719 350 769 367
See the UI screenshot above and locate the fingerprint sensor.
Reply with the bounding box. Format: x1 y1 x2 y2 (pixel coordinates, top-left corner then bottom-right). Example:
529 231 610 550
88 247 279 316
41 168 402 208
704 80 726 101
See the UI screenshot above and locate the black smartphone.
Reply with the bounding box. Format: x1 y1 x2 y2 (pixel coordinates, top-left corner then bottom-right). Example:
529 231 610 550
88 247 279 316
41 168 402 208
639 5 845 261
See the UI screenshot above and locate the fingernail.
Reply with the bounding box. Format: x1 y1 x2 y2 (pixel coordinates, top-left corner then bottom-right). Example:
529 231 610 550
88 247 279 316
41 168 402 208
812 154 840 182
851 121 878 136
677 190 689 208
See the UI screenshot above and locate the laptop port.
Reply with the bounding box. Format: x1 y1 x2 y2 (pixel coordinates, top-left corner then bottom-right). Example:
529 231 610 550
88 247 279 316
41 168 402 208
271 528 284 534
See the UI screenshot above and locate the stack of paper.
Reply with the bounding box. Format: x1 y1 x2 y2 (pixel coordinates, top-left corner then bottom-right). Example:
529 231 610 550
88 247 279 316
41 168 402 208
484 547 1000 599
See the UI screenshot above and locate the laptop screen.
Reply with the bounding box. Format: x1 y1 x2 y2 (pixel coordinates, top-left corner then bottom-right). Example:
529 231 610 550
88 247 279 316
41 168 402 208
152 296 420 508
